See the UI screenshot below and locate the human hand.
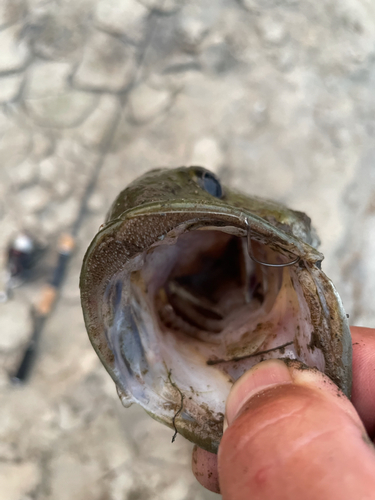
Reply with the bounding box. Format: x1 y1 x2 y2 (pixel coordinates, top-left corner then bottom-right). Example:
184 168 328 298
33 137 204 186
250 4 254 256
192 326 375 499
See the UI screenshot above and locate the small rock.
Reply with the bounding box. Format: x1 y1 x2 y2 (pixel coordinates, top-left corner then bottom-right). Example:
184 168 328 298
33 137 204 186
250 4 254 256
8 160 39 188
190 137 223 173
39 155 77 187
58 402 81 430
87 192 106 213
200 42 237 74
18 185 50 213
24 61 98 128
53 180 71 199
257 16 286 44
162 53 200 75
59 264 83 302
73 32 137 92
24 61 71 100
53 197 79 227
0 109 8 134
0 24 29 74
0 0 27 28
78 94 120 149
176 5 210 51
240 0 258 11
0 122 32 170
138 0 184 14
95 0 148 43
0 368 8 388
0 461 40 500
0 441 17 461
25 90 98 129
51 139 98 187
132 413 190 465
253 99 268 126
38 156 60 184
20 214 40 236
40 198 79 234
276 45 296 71
128 83 172 123
0 73 24 103
0 299 30 351
81 409 133 470
26 3 88 60
109 469 135 500
49 454 102 500
160 479 190 500
31 131 54 160
0 214 23 268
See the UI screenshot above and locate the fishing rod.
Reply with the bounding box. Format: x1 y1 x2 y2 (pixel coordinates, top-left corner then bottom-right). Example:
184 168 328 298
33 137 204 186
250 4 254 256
12 233 75 382
10 8 164 383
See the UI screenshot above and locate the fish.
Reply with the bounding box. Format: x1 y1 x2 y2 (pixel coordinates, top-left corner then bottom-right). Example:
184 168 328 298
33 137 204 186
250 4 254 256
80 166 352 453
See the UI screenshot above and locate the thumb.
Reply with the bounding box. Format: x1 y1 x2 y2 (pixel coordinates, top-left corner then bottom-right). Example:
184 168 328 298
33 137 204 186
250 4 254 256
219 359 375 500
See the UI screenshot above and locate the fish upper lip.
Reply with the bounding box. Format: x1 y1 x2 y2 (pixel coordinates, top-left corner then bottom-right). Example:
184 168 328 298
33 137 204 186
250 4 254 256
94 200 323 264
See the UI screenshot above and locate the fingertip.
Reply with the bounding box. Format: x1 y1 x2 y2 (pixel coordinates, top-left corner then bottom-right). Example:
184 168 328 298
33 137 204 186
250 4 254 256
192 445 220 494
226 358 364 433
219 360 375 500
225 359 293 426
351 326 375 437
287 361 364 428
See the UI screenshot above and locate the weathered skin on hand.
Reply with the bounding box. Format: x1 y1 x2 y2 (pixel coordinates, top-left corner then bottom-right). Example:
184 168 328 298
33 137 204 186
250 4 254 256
80 166 352 453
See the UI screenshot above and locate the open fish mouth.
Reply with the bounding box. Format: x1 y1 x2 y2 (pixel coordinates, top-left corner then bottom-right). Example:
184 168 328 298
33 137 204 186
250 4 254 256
146 227 317 369
80 167 352 453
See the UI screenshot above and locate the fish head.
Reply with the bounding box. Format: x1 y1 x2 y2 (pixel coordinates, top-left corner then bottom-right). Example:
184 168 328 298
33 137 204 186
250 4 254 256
80 166 351 453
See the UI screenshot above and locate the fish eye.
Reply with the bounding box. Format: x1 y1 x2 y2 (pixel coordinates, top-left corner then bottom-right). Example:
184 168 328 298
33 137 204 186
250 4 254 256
196 170 223 198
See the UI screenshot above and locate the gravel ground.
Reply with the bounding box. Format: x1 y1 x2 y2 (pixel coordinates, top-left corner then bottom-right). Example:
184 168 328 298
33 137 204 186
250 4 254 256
1 0 375 499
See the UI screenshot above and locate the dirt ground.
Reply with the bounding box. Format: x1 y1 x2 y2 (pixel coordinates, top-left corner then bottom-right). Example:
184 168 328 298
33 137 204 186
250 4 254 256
1 0 375 499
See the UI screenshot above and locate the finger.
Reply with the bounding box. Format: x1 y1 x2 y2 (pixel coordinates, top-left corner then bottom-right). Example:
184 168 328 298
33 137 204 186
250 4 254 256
351 326 375 438
219 359 375 500
192 327 375 494
192 445 220 494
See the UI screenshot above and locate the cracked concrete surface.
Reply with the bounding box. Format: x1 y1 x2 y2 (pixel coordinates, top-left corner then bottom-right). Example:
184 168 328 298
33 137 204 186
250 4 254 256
1 0 375 498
